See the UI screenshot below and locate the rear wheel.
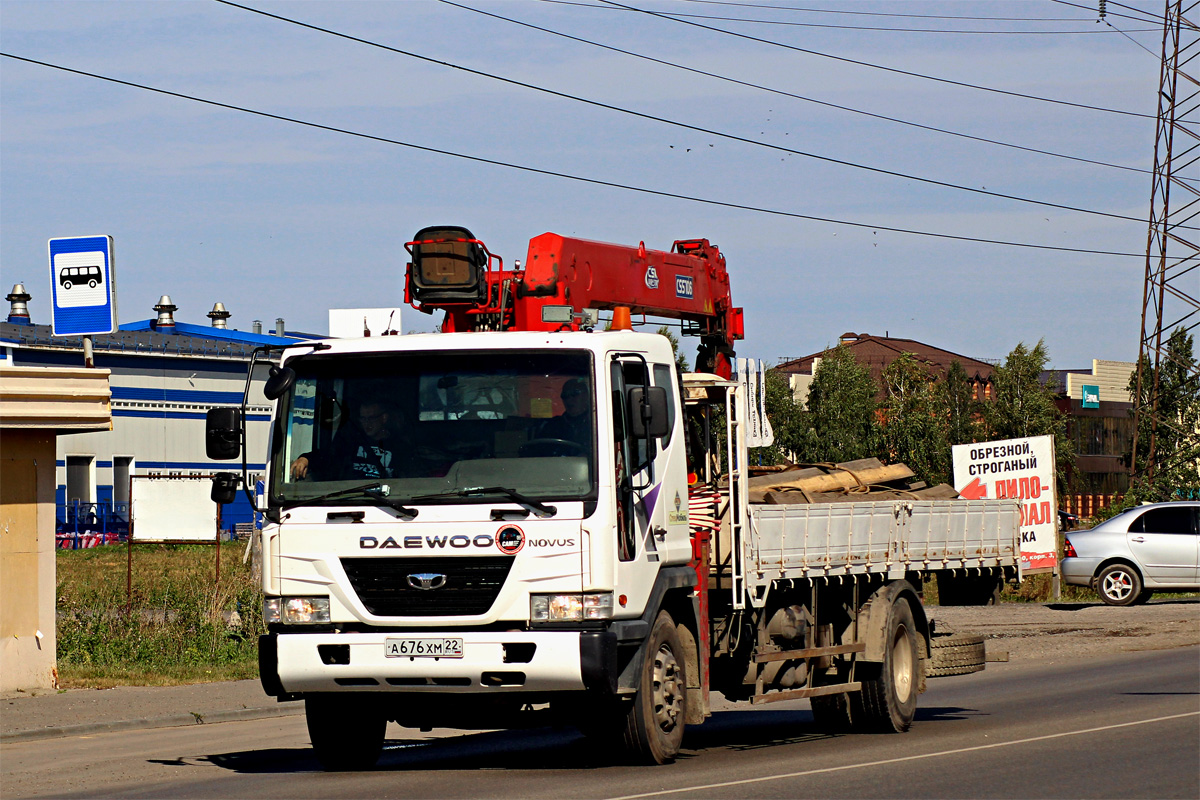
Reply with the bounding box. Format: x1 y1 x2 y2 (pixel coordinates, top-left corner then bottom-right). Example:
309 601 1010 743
809 692 856 733
305 693 386 771
857 598 919 732
1097 563 1142 606
621 611 687 764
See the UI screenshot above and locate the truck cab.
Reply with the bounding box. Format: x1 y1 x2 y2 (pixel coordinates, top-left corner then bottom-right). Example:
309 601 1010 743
247 329 699 767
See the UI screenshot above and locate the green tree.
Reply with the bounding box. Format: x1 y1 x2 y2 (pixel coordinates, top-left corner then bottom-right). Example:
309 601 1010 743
1125 327 1200 503
983 340 1074 492
800 345 878 464
941 360 982 448
878 353 948 484
656 326 690 374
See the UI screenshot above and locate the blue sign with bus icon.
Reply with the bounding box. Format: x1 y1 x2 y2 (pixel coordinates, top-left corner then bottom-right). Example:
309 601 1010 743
48 236 117 336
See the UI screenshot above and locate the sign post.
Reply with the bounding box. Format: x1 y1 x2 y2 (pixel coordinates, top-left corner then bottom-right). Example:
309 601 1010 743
48 236 118 366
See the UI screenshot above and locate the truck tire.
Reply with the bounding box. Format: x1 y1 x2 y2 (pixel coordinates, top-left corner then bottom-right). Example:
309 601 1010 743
856 598 919 733
809 692 855 733
305 693 386 771
621 611 687 764
928 633 986 677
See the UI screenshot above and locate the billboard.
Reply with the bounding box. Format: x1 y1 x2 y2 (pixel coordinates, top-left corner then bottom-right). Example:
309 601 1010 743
952 434 1058 573
130 475 219 542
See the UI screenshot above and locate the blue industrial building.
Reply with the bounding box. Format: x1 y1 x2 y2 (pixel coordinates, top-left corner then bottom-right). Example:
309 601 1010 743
1 285 316 545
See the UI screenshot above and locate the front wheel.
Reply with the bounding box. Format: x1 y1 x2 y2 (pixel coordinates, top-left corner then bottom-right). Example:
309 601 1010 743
305 693 386 771
857 598 920 733
622 611 687 764
1097 563 1142 606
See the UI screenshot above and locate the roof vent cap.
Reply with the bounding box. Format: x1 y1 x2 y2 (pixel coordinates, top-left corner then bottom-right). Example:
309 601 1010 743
6 283 32 325
154 295 178 329
207 302 231 328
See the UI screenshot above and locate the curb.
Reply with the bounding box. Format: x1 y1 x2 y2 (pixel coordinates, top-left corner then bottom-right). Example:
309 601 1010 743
1 702 304 743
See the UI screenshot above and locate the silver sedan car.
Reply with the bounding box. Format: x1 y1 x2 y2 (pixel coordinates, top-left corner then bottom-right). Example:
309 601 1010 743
1061 501 1200 606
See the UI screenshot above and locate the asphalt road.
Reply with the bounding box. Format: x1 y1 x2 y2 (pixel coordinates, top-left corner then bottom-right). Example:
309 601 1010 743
4 647 1197 799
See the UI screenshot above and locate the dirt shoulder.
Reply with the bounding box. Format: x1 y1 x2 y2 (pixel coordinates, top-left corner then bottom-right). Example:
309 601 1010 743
928 598 1200 666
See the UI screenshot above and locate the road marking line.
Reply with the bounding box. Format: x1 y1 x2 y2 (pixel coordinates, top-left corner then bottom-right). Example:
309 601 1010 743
603 711 1200 800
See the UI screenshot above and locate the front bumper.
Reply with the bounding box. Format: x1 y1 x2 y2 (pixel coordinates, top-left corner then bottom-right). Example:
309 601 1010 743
262 629 616 695
1060 556 1102 587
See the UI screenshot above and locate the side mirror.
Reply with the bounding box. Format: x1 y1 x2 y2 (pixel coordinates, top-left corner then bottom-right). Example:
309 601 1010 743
206 407 242 460
628 386 670 439
211 472 240 505
263 365 296 401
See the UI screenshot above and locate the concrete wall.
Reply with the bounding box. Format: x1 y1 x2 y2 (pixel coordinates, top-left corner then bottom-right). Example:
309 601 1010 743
0 365 112 692
1 430 60 691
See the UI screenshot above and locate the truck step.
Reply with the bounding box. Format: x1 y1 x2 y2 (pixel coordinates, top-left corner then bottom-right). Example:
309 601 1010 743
753 642 865 663
750 681 863 705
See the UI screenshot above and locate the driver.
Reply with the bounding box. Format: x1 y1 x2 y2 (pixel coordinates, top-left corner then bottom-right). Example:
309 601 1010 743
290 399 411 481
536 378 591 451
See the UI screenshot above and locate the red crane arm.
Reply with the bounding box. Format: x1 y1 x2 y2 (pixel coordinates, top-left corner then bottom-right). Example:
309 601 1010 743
405 228 743 377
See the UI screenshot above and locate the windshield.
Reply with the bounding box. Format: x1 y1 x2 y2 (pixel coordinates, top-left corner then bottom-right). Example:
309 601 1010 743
271 349 596 506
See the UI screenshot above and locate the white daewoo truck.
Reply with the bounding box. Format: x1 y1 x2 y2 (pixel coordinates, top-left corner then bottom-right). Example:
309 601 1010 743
206 228 1020 769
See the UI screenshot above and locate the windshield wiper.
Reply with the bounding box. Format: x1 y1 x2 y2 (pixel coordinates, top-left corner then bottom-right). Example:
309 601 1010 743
283 482 418 519
412 486 557 518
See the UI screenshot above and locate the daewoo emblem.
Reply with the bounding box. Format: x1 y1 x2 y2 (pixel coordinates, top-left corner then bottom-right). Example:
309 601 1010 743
407 572 447 590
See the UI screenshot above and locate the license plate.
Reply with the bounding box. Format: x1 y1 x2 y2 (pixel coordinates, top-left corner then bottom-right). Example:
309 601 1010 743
384 637 464 658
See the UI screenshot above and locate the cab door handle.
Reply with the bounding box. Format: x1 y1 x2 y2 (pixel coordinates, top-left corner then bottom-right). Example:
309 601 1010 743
1130 536 1146 543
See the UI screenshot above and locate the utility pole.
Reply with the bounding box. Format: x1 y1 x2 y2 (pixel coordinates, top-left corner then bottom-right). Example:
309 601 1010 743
1131 0 1200 491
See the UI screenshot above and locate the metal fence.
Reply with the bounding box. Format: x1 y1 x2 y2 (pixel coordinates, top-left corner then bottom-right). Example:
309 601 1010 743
56 501 129 549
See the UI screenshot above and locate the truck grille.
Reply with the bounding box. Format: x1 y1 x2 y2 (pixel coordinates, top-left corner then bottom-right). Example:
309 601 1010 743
340 556 514 617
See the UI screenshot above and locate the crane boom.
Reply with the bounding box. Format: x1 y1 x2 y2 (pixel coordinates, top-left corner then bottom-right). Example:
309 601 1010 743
404 227 743 377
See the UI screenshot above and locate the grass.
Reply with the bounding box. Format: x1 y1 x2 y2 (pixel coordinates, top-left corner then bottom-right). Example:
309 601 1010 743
56 544 264 689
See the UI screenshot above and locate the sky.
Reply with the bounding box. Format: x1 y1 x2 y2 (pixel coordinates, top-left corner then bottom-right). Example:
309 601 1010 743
0 0 1184 370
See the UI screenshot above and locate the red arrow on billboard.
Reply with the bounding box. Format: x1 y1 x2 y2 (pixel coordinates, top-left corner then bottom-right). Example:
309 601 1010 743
959 477 988 500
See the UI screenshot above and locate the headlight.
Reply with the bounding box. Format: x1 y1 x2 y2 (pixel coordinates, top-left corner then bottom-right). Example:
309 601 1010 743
530 593 613 622
264 596 330 624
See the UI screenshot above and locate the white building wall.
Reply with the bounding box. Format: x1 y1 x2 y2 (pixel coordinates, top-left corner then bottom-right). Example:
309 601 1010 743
1065 359 1135 404
30 349 275 524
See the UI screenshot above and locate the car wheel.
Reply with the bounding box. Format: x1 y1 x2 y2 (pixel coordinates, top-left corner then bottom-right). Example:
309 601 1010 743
1097 563 1142 607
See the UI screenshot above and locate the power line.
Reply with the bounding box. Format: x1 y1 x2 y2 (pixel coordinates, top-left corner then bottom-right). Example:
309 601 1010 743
0 51 1149 259
214 0 1159 226
616 5 1156 34
444 0 1156 177
591 0 1155 119
678 0 1099 22
1048 0 1166 25
1106 17 1168 56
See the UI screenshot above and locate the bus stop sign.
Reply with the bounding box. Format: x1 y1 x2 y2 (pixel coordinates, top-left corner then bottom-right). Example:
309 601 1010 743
48 235 117 336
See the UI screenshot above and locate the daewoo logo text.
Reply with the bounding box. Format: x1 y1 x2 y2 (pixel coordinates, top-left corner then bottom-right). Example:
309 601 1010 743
360 535 494 550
